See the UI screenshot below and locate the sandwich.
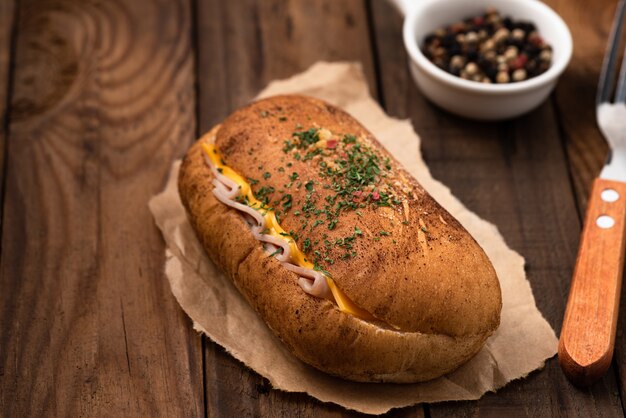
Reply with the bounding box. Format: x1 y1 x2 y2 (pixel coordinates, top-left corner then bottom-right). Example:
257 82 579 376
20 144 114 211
178 94 502 383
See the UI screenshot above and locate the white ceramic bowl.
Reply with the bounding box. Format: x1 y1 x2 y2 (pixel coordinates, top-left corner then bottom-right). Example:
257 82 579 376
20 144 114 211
396 0 572 120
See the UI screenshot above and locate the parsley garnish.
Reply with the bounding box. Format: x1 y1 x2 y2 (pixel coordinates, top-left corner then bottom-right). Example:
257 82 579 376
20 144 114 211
269 248 282 257
281 194 293 211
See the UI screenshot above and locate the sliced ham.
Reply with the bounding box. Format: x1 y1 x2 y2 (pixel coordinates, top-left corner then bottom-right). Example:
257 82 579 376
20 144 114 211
207 155 332 301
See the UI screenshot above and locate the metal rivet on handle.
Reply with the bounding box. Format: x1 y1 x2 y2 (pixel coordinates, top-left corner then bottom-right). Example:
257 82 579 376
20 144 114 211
601 188 619 202
597 215 615 229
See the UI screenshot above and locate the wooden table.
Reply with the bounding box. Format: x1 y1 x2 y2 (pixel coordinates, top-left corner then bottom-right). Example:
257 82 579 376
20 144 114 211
1 0 625 416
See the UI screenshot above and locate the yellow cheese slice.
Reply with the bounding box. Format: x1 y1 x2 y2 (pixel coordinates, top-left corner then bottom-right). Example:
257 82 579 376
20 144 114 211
203 142 375 321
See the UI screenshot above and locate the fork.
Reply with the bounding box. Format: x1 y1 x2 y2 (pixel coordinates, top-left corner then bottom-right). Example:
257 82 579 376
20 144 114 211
558 0 626 387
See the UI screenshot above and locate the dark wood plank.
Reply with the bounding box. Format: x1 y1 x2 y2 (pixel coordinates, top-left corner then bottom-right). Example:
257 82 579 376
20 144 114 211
0 0 203 415
195 0 424 416
369 0 624 416
0 0 16 227
547 0 626 407
196 0 378 132
204 344 426 418
549 0 617 210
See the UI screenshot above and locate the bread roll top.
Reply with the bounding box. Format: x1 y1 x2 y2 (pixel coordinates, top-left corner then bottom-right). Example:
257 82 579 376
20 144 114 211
213 95 501 337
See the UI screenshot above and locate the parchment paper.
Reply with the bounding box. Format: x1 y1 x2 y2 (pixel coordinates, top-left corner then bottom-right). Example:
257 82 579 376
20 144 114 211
149 62 557 414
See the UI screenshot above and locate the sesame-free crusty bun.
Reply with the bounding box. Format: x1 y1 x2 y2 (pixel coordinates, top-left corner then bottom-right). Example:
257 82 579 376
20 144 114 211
178 95 501 382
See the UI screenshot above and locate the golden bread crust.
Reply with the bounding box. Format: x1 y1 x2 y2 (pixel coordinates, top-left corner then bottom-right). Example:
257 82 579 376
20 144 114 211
178 95 502 382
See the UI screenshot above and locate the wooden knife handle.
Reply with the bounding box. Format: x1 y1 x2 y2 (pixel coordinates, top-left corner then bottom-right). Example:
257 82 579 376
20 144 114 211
559 177 626 386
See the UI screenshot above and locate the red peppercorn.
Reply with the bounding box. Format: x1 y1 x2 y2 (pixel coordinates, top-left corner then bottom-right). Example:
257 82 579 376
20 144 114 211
510 54 528 70
528 33 544 47
450 22 466 33
420 8 551 84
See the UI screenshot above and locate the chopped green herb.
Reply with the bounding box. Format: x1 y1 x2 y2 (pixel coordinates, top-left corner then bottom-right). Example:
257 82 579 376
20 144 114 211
281 194 293 211
293 128 319 147
303 148 323 161
256 186 275 205
263 172 271 180
342 134 357 144
269 248 282 257
313 262 331 277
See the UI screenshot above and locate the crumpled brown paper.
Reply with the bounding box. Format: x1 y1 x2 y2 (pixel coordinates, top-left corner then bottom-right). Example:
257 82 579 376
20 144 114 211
149 62 557 414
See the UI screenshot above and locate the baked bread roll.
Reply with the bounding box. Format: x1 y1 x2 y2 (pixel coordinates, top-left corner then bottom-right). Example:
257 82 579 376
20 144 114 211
178 95 501 383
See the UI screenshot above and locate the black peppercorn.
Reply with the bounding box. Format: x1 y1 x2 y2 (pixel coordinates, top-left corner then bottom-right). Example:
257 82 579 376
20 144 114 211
420 8 552 84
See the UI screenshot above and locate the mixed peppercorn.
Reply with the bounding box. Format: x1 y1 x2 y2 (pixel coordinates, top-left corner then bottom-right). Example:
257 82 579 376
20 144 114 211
244 114 407 273
421 8 552 84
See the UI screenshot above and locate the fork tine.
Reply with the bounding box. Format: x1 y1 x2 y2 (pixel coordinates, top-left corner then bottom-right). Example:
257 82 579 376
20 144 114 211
616 45 626 102
597 0 626 104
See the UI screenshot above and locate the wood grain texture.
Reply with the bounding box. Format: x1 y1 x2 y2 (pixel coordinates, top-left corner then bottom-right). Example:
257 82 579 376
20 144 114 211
550 0 622 209
0 0 16 230
194 0 423 416
195 0 378 133
559 178 626 386
2 0 624 415
0 0 203 416
548 0 626 405
369 1 624 417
